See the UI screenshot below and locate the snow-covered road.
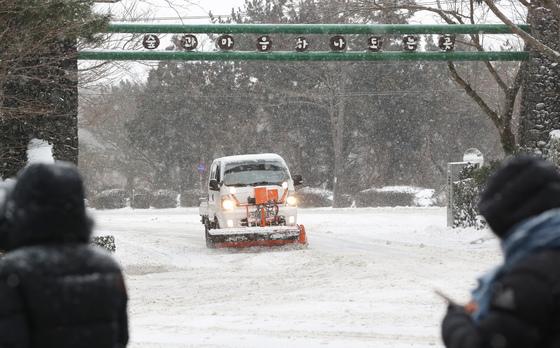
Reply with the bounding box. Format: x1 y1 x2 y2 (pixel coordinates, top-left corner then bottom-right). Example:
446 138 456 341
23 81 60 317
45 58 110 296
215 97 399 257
92 207 500 348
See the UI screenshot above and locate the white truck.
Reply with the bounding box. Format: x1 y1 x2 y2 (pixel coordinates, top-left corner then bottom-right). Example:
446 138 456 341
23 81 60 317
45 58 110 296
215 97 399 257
199 154 307 248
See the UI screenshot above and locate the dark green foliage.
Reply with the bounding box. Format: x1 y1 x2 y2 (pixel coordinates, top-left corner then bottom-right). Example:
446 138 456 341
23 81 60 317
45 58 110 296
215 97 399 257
452 178 481 228
0 1 109 97
131 189 153 209
458 161 502 190
294 187 333 208
91 235 116 252
0 0 109 47
453 161 501 228
355 189 415 207
91 189 127 210
336 194 354 208
0 0 108 178
151 190 178 209
180 190 203 207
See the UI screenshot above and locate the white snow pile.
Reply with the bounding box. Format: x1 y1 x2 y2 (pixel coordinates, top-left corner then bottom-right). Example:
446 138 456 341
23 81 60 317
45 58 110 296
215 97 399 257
26 138 54 164
462 148 484 166
550 129 560 140
297 186 333 200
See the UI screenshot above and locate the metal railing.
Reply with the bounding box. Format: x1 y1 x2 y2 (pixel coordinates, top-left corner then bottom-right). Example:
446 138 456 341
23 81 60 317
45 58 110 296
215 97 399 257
79 50 529 62
104 23 530 34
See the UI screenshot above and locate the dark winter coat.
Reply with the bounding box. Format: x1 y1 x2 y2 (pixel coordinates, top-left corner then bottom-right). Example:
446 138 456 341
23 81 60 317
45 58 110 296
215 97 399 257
442 250 560 348
442 156 560 348
0 163 128 348
441 213 560 348
0 245 128 348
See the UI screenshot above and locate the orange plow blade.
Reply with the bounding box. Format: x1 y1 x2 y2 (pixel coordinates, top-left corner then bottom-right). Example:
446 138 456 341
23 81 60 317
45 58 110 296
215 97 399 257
209 225 307 249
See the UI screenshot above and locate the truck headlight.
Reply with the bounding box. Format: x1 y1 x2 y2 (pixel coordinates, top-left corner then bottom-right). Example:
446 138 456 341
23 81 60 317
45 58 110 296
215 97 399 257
286 196 297 206
222 199 235 210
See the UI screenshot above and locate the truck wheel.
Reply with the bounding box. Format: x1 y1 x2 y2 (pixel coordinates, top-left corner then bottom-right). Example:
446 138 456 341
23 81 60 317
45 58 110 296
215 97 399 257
205 223 216 249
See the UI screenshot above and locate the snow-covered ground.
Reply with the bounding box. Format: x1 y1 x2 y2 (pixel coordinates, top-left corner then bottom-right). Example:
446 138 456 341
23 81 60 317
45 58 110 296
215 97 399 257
92 207 501 348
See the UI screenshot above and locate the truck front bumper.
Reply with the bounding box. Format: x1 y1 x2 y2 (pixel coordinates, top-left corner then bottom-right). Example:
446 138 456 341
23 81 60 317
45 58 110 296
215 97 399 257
207 225 307 248
217 205 298 228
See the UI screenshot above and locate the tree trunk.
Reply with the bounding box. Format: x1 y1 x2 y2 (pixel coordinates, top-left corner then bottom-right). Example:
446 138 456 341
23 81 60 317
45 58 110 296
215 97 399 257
500 125 517 155
125 173 134 205
332 66 347 208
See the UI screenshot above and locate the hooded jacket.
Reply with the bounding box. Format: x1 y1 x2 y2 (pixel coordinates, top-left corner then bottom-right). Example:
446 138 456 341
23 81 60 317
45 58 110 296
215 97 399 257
441 211 560 348
0 163 128 348
442 155 560 348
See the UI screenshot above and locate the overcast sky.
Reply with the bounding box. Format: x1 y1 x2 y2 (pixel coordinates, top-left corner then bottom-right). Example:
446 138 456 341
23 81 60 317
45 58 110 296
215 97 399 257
95 0 246 22
95 0 526 24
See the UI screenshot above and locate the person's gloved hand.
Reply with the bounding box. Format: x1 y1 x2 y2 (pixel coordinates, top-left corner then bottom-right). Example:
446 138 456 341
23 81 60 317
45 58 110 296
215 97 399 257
442 304 478 347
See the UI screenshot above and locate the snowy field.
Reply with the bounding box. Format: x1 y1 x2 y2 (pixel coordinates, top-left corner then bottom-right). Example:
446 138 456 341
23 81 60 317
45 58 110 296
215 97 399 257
91 207 501 348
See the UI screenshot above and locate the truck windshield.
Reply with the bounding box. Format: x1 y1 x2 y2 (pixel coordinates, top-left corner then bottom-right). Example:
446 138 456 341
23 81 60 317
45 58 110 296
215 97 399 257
223 161 290 187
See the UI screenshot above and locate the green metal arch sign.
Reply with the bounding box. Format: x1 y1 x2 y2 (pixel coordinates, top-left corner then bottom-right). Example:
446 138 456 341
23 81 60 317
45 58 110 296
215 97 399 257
79 23 530 62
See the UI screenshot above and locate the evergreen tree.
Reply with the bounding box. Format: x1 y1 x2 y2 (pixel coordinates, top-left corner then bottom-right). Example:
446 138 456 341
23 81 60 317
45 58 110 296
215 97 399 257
0 0 108 178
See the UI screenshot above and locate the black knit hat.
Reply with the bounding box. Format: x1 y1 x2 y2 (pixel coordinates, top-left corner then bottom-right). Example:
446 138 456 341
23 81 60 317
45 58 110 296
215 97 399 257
5 162 92 250
478 155 560 238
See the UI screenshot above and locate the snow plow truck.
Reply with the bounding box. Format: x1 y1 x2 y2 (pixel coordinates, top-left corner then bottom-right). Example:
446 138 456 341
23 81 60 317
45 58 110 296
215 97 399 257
199 154 307 248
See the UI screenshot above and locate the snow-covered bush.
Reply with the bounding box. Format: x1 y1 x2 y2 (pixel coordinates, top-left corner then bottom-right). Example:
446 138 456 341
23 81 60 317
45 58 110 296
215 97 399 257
294 187 333 208
355 188 414 207
546 130 560 166
336 193 354 208
452 162 500 228
180 189 202 207
355 186 435 207
90 189 127 209
451 178 481 228
131 189 152 209
91 235 116 252
151 189 179 208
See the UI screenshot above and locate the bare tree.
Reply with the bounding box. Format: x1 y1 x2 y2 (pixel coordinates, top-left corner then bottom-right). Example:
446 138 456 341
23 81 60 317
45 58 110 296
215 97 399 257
79 83 161 196
478 0 560 63
351 0 526 154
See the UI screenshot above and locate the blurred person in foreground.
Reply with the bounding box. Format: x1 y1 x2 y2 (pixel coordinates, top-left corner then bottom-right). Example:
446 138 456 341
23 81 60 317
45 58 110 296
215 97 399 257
441 155 560 348
0 162 128 348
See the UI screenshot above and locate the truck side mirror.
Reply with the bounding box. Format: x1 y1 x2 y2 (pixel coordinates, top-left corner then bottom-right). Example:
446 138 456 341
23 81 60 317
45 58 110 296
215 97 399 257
292 175 303 186
209 179 220 191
